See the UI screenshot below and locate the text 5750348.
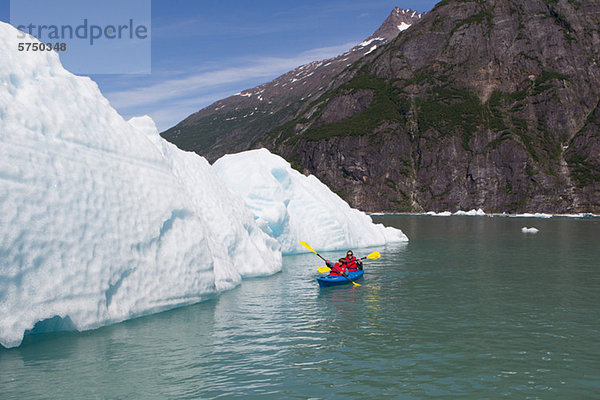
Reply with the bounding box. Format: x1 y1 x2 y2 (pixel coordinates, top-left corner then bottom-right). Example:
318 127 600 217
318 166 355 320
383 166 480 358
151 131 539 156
18 42 67 52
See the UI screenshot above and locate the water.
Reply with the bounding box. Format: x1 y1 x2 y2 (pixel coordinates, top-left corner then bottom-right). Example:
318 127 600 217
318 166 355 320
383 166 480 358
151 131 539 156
1 215 599 399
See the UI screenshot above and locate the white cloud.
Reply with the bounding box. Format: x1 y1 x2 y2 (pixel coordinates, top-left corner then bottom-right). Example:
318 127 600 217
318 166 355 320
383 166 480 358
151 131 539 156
104 41 356 111
119 91 235 132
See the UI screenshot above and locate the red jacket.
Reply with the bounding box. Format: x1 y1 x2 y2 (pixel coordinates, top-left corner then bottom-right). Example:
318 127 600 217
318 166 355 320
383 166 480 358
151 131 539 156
345 256 359 271
329 262 347 276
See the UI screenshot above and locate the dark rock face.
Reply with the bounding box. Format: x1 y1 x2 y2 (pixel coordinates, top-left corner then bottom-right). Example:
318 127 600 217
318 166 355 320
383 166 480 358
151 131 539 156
316 89 374 125
565 100 600 210
162 0 600 213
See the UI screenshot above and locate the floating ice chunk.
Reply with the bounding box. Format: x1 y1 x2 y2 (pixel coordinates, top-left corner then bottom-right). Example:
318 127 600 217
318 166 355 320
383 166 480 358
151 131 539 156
0 22 280 348
453 209 486 216
552 213 599 218
521 227 539 233
554 214 585 218
426 209 486 216
213 149 408 254
515 213 552 218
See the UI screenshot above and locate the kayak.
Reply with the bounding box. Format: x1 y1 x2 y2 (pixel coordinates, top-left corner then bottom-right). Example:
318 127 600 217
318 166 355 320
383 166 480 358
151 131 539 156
317 270 364 287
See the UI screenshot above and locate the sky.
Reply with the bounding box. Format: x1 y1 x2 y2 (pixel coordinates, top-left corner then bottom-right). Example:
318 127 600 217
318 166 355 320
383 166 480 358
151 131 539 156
0 0 439 131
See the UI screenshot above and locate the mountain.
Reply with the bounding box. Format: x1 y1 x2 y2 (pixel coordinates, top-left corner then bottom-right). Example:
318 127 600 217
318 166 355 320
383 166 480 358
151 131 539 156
161 7 424 161
162 0 600 214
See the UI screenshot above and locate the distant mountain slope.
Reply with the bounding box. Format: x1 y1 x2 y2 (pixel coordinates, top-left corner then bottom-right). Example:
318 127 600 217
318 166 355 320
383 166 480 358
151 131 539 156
162 0 600 213
161 8 424 160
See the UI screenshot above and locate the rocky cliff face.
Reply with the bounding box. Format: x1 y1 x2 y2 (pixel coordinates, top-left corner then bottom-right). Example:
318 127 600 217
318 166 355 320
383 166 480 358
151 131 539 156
162 0 600 213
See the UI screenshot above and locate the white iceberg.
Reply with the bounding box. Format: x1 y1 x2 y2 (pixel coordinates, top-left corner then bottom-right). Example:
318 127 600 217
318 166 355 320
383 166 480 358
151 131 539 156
515 213 553 218
213 149 408 254
128 116 281 288
453 209 486 216
549 213 598 218
554 213 586 218
425 211 452 216
426 209 486 216
0 22 280 348
521 227 539 233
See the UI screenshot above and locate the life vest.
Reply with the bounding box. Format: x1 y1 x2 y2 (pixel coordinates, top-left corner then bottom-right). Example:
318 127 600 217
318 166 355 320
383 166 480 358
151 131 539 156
329 262 347 276
345 256 359 271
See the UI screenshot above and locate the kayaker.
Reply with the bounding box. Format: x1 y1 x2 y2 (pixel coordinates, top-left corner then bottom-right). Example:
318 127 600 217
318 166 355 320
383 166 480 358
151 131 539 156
329 258 348 276
345 250 363 271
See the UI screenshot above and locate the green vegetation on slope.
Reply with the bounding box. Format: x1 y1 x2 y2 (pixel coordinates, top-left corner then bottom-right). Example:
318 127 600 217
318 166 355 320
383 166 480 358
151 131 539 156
301 74 406 142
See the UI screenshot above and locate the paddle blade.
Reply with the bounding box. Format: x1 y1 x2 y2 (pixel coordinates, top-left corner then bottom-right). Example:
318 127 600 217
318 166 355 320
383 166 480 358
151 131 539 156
317 266 331 273
300 241 317 255
352 281 362 287
366 251 381 259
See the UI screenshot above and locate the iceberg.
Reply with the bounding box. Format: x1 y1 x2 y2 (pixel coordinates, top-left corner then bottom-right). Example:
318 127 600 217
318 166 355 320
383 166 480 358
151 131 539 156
521 227 539 233
555 213 598 218
128 116 281 289
425 211 452 216
213 149 408 254
514 213 553 218
0 22 280 348
453 208 486 216
425 209 486 216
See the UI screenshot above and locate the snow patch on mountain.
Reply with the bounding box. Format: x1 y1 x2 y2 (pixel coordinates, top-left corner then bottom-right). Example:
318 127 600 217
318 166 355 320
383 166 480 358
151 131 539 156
359 37 385 47
365 45 378 55
398 22 412 31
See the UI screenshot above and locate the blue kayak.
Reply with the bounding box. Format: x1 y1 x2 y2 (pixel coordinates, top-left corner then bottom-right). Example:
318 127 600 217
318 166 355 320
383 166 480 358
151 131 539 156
317 270 364 287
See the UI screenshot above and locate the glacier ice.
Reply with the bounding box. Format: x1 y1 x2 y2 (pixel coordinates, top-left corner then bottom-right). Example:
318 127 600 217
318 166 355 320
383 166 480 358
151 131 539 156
515 213 552 219
0 22 280 348
128 116 281 289
453 208 486 216
521 227 539 233
213 149 409 254
426 209 486 216
425 211 453 216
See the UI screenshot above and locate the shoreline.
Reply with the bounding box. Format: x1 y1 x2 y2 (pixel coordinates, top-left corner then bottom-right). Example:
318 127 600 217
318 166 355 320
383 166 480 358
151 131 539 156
369 210 599 218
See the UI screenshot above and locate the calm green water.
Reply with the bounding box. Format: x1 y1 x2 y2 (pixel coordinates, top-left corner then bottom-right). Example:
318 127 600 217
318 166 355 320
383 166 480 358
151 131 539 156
1 215 599 399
